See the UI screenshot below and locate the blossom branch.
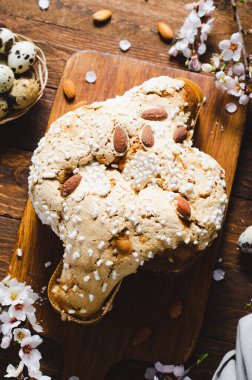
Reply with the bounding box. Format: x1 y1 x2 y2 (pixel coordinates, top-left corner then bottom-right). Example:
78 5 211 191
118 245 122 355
0 276 50 379
231 0 251 84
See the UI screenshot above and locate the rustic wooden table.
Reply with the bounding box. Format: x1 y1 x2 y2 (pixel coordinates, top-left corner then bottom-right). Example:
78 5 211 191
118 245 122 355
0 1 251 379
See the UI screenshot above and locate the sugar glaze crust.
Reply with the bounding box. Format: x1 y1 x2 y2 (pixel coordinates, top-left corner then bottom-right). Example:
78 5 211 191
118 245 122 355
28 76 227 320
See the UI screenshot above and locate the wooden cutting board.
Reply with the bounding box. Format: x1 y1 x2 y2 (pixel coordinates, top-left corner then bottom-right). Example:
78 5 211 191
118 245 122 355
8 51 247 379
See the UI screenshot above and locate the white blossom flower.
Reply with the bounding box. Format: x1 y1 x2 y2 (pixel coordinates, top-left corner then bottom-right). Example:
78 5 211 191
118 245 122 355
188 54 202 71
215 71 233 92
228 79 245 97
239 92 252 105
210 54 221 69
9 301 36 322
169 46 178 57
201 63 214 72
5 361 24 378
200 17 214 42
230 62 245 76
0 281 28 306
19 335 43 371
175 39 192 58
0 278 38 307
219 32 242 62
198 0 215 17
0 311 21 336
13 328 31 343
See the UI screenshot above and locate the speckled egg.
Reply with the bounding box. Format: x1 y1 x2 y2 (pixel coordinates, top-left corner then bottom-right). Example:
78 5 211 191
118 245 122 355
0 64 14 93
0 28 15 54
7 41 37 74
8 78 39 109
0 97 8 119
238 225 252 253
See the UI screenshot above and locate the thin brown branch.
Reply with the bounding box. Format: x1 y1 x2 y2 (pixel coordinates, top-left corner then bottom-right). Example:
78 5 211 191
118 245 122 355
230 0 250 84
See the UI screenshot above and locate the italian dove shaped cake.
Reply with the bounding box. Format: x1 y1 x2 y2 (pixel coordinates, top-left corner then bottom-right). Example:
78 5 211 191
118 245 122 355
28 76 227 323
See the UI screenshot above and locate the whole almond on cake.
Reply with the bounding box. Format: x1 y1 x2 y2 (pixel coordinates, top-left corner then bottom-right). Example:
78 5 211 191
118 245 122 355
29 76 227 322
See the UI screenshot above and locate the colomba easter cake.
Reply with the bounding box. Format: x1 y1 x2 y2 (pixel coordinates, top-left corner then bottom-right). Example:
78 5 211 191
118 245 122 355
28 76 227 321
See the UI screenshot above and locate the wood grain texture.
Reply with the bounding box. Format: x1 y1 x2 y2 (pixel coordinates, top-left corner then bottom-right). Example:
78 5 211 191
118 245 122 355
0 145 31 219
0 1 251 378
5 51 247 379
0 0 251 90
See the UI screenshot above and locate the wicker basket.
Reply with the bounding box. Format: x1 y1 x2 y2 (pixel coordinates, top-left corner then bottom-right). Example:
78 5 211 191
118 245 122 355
0 33 48 125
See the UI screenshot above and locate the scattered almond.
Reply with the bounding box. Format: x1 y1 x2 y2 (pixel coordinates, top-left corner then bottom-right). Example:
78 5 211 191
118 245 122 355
141 108 168 121
169 299 183 319
71 100 88 111
141 125 155 147
157 22 174 40
113 126 128 154
115 236 132 254
62 78 76 99
61 174 82 197
93 9 112 22
132 326 152 346
176 195 191 221
173 127 188 143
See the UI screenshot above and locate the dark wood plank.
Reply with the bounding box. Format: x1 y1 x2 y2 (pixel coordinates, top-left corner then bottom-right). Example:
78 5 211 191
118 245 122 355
0 145 31 219
103 337 235 380
6 51 247 379
202 267 252 343
0 0 251 50
191 336 235 379
0 216 19 278
221 197 252 273
0 2 251 378
232 107 252 200
0 336 64 379
0 0 251 91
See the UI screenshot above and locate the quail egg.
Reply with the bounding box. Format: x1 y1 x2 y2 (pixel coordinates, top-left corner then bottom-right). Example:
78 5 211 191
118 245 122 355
238 225 252 253
0 64 14 93
8 78 39 109
8 41 37 74
0 28 15 54
0 97 8 119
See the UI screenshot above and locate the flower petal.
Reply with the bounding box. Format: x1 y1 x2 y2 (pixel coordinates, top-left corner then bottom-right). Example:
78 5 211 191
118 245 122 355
173 365 185 377
232 46 242 62
239 94 249 105
219 40 230 50
222 49 233 61
5 361 24 378
231 32 242 44
198 42 206 55
225 103 237 114
201 63 213 72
